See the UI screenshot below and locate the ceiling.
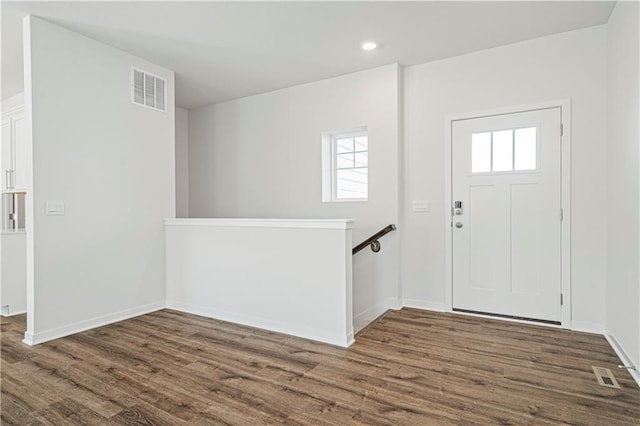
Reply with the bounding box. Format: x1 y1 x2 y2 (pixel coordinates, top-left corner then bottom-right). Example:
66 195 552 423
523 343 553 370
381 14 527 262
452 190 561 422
2 1 616 109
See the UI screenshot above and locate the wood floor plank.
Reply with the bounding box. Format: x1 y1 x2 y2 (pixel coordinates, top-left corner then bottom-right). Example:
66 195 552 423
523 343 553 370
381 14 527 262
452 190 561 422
34 398 109 426
0 387 47 426
2 308 639 425
108 403 187 426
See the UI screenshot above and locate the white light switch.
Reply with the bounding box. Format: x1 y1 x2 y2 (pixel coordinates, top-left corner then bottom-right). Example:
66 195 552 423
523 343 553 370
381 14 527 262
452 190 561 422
412 200 429 213
45 201 65 216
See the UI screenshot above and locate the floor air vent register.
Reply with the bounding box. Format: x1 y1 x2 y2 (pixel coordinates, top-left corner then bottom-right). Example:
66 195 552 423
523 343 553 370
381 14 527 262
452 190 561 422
592 366 621 389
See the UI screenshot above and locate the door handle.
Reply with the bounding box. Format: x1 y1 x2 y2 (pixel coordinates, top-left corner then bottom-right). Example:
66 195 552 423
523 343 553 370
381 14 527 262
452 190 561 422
455 222 463 229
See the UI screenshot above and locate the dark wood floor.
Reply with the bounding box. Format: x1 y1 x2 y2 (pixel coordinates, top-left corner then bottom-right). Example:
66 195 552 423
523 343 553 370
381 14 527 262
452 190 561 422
1 309 639 425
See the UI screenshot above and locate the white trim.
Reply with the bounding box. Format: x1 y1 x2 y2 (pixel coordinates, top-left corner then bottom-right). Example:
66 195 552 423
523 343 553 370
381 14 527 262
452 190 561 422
444 99 572 328
167 300 354 348
164 218 355 230
559 100 572 328
388 297 402 310
402 299 447 312
450 309 563 329
1 105 24 118
0 309 27 317
444 112 453 312
571 321 604 335
1 92 25 114
446 99 572 122
23 15 36 339
0 190 27 194
22 301 165 346
605 332 640 388
354 297 400 333
354 302 387 333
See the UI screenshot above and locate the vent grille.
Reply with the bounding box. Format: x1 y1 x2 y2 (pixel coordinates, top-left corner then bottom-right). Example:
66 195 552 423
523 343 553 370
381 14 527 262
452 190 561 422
592 366 620 389
132 68 166 112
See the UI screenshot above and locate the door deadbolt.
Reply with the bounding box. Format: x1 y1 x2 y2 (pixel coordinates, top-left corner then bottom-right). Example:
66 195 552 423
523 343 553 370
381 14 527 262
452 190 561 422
454 201 463 215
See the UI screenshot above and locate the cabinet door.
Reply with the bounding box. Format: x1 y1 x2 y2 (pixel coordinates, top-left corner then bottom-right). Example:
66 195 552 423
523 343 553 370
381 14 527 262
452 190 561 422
1 117 12 189
12 113 28 190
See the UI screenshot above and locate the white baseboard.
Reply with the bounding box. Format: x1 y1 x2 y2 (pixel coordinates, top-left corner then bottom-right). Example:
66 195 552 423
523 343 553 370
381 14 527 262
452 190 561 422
354 298 399 333
166 300 354 348
22 301 165 346
1 309 27 317
571 321 604 335
604 331 640 388
402 299 447 312
388 297 402 310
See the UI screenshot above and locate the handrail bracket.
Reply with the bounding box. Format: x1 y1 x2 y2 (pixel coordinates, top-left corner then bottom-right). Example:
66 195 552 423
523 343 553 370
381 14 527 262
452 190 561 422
353 224 396 255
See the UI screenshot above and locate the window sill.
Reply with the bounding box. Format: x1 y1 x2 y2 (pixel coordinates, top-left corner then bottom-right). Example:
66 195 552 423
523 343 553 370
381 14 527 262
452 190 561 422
324 198 368 203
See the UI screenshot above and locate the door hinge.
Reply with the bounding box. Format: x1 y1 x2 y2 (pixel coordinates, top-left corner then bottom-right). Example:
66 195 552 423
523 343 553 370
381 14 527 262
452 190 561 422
560 123 564 137
561 209 564 221
560 294 563 305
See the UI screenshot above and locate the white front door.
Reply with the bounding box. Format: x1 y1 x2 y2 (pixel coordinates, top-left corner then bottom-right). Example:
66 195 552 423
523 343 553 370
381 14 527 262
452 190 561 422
452 108 562 323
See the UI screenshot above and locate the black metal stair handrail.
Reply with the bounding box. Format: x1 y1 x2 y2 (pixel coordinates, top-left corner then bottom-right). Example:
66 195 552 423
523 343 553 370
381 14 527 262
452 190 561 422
352 224 396 255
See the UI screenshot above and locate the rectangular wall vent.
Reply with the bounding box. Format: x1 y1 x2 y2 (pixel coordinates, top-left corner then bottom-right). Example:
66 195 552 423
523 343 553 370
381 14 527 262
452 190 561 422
131 68 166 112
592 366 620 389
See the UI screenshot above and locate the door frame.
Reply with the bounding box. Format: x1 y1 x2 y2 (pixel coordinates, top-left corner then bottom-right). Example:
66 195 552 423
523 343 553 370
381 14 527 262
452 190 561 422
444 99 572 328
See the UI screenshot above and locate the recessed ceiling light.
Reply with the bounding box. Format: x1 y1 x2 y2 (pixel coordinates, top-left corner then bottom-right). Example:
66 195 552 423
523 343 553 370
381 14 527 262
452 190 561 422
361 41 377 51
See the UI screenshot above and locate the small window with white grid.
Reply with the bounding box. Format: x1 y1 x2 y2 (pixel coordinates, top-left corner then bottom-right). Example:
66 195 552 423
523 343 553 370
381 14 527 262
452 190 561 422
331 131 368 201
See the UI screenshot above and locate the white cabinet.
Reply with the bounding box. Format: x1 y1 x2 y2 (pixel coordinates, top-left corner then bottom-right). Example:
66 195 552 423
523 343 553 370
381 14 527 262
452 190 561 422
0 101 27 317
1 108 27 191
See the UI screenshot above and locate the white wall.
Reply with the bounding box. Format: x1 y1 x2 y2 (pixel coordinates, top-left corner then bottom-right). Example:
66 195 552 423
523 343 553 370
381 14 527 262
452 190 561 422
176 107 189 217
165 218 354 347
605 1 639 383
189 64 401 330
23 16 175 344
402 26 608 330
